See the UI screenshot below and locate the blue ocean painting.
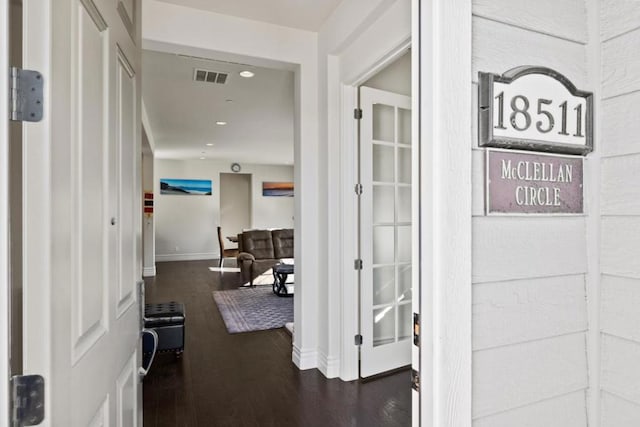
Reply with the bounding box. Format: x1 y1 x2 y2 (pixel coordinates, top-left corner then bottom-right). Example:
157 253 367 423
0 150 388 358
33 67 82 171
160 178 212 195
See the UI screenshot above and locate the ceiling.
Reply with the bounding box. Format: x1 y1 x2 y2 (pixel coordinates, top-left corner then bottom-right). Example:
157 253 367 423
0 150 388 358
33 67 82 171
156 0 343 32
142 50 295 164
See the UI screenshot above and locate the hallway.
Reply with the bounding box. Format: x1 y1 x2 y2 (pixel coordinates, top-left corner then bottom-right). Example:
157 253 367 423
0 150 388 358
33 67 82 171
142 261 411 426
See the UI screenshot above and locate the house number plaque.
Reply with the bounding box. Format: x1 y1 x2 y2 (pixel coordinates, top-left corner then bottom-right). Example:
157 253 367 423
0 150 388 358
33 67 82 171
479 66 593 155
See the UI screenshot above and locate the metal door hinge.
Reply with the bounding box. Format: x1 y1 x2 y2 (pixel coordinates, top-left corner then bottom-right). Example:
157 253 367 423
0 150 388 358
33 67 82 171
10 374 45 426
10 67 44 122
354 334 363 346
354 183 363 195
411 369 420 391
354 259 363 270
354 108 362 120
413 312 420 346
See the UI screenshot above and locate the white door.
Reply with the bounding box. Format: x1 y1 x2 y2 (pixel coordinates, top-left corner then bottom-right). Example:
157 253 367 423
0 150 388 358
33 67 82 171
22 0 142 425
359 86 413 377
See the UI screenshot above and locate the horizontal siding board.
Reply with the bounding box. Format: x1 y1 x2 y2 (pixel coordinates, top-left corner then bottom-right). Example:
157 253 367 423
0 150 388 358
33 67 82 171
602 28 640 99
602 275 640 342
473 17 587 87
473 333 588 418
601 0 640 41
602 334 640 404
473 217 587 283
602 154 640 215
601 217 640 278
601 391 640 427
601 91 640 157
473 275 587 350
472 149 485 216
474 390 587 427
473 0 588 43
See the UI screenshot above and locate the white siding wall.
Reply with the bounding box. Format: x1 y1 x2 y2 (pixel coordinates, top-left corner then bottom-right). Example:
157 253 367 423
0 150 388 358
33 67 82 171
472 0 591 424
599 1 640 424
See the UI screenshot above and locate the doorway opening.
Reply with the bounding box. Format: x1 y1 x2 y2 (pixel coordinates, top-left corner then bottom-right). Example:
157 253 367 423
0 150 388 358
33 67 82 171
220 172 252 253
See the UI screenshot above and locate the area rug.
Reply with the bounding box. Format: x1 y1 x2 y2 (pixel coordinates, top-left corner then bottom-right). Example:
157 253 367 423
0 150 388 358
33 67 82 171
213 286 293 334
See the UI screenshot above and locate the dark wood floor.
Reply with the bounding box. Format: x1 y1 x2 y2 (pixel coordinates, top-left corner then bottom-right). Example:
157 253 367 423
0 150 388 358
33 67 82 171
142 260 411 427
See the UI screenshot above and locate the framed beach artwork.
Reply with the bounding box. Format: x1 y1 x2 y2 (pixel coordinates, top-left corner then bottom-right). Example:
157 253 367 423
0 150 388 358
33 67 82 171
262 181 294 197
160 178 212 195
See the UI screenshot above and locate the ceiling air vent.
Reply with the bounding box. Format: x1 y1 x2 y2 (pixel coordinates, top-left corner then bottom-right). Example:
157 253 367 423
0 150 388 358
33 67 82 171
193 68 228 84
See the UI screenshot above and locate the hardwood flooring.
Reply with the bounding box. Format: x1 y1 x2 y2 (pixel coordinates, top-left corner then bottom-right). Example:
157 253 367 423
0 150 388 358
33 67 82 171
143 260 411 427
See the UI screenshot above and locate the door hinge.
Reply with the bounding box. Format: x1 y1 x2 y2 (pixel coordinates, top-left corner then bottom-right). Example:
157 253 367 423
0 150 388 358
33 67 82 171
354 334 363 346
411 369 420 391
10 67 44 122
10 374 45 427
354 259 363 270
354 108 362 120
354 183 363 195
413 312 420 347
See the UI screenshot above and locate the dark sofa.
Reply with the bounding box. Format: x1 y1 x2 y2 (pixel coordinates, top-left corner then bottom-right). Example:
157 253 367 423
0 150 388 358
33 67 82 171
237 229 293 285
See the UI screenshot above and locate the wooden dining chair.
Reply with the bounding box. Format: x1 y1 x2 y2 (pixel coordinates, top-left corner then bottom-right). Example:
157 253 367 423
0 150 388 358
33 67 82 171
217 226 239 267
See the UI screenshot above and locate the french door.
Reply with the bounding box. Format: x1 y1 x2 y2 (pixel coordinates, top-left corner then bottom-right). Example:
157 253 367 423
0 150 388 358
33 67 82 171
359 86 413 377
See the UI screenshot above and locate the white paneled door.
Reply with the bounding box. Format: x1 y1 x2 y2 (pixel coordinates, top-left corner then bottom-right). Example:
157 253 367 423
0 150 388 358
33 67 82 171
360 86 412 377
22 0 142 425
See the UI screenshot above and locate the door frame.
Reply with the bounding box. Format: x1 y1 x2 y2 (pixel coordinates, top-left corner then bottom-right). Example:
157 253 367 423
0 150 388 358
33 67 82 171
1 0 11 422
416 0 472 426
20 2 53 425
337 0 473 425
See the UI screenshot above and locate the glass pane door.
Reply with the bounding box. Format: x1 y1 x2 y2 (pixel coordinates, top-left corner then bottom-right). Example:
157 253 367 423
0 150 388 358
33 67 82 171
360 86 412 377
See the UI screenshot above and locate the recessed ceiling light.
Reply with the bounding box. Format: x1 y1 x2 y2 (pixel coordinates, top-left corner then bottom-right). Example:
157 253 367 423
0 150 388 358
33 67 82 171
239 70 255 78
216 121 227 126
199 157 206 160
206 143 214 146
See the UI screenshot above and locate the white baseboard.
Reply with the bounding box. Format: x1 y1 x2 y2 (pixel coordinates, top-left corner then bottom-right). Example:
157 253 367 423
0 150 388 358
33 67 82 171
292 344 318 370
142 266 156 277
318 351 341 379
155 252 217 262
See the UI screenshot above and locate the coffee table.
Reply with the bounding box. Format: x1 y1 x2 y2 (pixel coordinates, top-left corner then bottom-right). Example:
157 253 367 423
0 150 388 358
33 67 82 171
272 263 294 297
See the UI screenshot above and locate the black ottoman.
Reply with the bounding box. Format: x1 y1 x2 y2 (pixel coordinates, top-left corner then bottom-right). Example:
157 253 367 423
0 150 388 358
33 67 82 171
144 302 185 357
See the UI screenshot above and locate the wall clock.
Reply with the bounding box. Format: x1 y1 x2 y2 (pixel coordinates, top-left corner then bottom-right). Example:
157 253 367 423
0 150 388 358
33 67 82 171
230 163 241 173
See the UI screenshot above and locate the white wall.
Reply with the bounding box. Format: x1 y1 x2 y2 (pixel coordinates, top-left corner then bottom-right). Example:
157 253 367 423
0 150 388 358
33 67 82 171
141 129 156 276
362 50 411 96
599 1 640 425
471 0 591 424
154 159 294 261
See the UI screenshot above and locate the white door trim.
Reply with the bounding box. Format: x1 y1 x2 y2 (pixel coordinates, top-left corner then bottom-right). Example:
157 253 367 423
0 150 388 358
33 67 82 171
22 2 53 425
416 0 472 426
338 79 359 380
0 0 10 422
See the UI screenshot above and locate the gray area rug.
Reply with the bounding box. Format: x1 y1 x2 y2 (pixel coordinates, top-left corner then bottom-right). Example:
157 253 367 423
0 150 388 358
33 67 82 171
213 286 293 334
